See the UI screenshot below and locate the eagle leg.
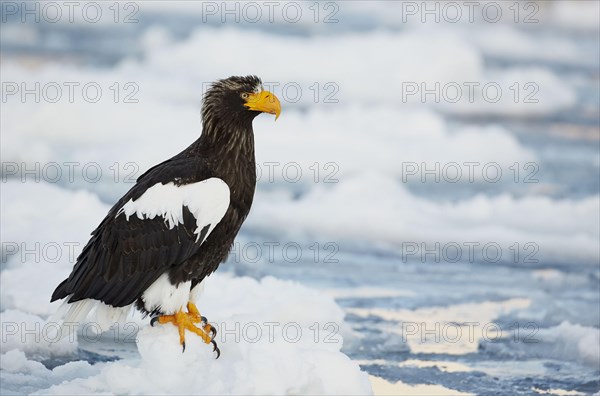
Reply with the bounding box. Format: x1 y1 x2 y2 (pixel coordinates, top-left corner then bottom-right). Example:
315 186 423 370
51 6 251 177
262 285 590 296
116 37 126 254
150 302 219 358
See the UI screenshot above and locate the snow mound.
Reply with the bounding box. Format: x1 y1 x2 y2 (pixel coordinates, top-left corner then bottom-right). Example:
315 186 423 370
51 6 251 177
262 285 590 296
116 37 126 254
40 323 370 395
0 310 77 358
536 321 600 368
1 274 372 395
0 349 98 396
479 321 600 369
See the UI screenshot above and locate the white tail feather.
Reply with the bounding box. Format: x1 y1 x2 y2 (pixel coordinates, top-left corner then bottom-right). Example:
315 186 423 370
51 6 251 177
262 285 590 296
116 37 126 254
48 297 133 341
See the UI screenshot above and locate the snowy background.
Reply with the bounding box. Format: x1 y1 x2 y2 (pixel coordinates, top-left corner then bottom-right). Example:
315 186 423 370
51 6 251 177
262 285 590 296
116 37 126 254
1 1 599 395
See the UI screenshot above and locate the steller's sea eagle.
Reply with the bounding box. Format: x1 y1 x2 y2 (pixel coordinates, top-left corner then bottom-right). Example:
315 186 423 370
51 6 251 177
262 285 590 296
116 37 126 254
51 75 281 357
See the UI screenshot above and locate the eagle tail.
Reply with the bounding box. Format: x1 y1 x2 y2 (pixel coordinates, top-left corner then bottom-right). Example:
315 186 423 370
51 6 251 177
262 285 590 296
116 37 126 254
48 297 133 341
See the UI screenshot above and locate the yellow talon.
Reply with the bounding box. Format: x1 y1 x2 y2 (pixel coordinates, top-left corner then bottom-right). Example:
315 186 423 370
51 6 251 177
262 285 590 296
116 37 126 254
154 302 213 346
187 302 202 322
187 302 217 339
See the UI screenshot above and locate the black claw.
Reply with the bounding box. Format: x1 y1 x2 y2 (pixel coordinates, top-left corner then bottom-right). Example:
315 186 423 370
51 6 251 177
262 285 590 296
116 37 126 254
201 316 208 326
150 317 159 327
208 324 217 340
211 340 220 359
182 341 186 353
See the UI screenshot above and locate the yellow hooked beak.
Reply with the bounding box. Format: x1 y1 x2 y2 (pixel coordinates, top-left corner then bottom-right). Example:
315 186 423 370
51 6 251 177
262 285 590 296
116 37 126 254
244 90 281 121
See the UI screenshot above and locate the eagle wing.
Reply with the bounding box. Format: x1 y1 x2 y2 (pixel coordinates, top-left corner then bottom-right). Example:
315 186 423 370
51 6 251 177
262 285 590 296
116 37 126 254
51 157 230 308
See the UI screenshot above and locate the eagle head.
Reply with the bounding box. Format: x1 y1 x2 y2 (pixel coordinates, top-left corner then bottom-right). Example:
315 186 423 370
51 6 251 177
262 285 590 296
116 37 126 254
202 75 281 125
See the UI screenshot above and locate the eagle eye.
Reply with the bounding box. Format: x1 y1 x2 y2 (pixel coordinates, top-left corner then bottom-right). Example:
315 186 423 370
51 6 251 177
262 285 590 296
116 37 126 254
240 92 249 100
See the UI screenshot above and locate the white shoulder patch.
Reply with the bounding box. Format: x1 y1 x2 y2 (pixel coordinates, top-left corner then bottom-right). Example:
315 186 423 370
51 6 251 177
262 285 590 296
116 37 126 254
117 178 230 243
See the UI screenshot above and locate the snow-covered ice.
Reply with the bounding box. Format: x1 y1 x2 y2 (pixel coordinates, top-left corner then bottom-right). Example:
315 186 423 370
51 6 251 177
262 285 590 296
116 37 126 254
1 274 372 395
